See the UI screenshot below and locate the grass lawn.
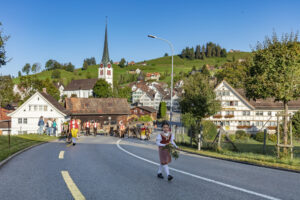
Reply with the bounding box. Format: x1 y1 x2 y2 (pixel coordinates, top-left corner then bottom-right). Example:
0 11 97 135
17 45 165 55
176 133 300 171
0 134 57 162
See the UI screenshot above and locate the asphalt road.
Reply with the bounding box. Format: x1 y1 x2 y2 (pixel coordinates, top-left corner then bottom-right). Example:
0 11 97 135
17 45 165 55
0 134 299 200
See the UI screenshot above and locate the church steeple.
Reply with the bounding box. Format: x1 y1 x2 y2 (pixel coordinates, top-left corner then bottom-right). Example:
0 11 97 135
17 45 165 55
101 18 110 66
98 17 113 88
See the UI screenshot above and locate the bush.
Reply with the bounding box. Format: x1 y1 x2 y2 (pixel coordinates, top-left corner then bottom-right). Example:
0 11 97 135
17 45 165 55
268 134 277 143
235 130 249 140
255 131 265 142
201 120 217 140
228 134 236 142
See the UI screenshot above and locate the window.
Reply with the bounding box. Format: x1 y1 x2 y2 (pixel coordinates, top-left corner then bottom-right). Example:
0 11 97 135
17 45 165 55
226 111 234 115
44 106 48 111
256 111 263 116
23 118 27 124
39 105 43 111
225 121 230 126
29 105 32 111
268 111 272 116
243 111 250 116
34 105 38 111
18 118 22 124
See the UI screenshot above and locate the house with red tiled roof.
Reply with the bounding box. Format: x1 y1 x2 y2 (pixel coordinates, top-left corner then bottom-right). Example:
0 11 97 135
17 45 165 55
145 72 160 81
207 80 300 133
0 108 12 135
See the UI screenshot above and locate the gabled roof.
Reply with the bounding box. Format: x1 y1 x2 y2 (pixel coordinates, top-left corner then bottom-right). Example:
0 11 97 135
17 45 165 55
132 106 157 113
64 79 98 91
39 92 69 115
216 80 300 110
65 98 130 115
8 92 68 117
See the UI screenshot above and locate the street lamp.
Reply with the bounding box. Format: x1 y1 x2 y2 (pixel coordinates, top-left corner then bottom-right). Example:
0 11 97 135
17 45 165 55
147 35 174 123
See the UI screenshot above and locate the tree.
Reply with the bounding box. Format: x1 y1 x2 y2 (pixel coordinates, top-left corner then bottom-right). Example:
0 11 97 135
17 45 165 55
119 58 126 68
220 48 227 57
215 61 249 88
0 22 10 67
292 111 300 138
201 64 210 77
245 32 300 152
158 101 167 119
82 60 88 70
93 79 112 98
195 45 201 59
180 73 221 125
64 62 75 72
164 53 169 57
45 59 56 71
51 70 61 79
206 43 212 57
22 63 31 75
0 76 14 107
86 72 92 79
31 63 41 74
201 45 206 59
113 86 131 102
18 71 22 77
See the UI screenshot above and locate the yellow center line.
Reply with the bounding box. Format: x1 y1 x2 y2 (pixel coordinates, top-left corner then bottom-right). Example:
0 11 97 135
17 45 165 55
61 171 86 200
59 151 65 159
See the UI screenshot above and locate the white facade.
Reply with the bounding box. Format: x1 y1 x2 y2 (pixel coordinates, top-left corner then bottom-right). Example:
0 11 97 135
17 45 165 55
7 92 68 136
207 81 299 133
63 90 93 98
98 63 113 87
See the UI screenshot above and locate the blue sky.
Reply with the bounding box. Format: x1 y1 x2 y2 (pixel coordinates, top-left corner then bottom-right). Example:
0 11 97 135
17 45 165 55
0 0 299 76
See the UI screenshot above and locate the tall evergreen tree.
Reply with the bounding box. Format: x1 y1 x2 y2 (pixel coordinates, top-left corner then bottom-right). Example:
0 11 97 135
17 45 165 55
195 45 201 59
201 45 206 59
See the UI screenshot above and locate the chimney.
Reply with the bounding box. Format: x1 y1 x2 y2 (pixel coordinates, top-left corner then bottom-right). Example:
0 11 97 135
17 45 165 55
42 88 47 94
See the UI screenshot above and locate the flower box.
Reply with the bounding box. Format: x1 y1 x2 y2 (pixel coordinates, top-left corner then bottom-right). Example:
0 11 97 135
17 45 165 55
213 115 222 119
224 114 234 118
267 126 277 130
237 125 252 129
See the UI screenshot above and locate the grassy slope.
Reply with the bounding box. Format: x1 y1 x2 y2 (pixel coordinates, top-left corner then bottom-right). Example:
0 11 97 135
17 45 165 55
0 134 57 161
13 52 251 86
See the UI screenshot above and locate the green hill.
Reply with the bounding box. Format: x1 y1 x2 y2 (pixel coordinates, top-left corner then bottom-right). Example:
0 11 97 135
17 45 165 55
13 51 251 86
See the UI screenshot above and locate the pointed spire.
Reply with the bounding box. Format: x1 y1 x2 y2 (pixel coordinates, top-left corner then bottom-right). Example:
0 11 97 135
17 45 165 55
101 17 110 66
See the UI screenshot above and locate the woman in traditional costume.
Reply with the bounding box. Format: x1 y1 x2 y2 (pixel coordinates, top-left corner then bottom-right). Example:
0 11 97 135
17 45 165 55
156 121 178 181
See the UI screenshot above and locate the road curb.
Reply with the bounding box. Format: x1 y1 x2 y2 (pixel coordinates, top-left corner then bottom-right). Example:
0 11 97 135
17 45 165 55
179 148 300 174
0 142 48 169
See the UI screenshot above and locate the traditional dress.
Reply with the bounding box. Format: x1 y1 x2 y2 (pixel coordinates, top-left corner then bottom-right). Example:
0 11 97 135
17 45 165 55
70 119 78 145
156 131 178 178
85 121 91 136
93 122 98 136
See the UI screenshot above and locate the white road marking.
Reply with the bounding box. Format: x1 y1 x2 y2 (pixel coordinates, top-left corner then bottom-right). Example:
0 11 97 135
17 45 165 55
116 139 281 200
59 151 65 159
61 171 85 200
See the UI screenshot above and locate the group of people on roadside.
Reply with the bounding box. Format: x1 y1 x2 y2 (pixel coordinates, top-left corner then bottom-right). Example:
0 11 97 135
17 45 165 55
38 116 57 136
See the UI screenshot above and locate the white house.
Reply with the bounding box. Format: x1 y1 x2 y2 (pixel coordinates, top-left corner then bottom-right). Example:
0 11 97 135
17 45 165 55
63 79 97 98
7 91 69 135
54 82 65 99
207 80 300 133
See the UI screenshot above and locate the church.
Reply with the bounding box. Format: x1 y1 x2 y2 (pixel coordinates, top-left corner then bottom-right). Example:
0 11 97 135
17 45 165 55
63 23 113 98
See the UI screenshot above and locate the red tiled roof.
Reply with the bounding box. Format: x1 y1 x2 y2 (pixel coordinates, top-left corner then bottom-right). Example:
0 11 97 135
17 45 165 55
0 108 11 121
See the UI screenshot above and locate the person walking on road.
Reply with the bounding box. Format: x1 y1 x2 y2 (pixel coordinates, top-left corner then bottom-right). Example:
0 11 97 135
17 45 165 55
70 119 78 146
93 121 98 136
52 119 57 136
156 121 178 181
85 121 91 136
38 116 44 135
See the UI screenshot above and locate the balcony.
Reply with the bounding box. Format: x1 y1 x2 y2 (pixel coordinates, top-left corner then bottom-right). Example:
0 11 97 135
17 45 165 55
224 114 234 118
213 114 222 119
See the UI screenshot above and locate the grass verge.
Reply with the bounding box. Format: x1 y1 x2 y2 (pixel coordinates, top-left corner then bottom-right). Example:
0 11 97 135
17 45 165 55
178 145 300 172
0 134 57 162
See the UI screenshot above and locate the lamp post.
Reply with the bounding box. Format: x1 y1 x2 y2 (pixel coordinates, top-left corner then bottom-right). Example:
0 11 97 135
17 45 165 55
147 35 174 123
